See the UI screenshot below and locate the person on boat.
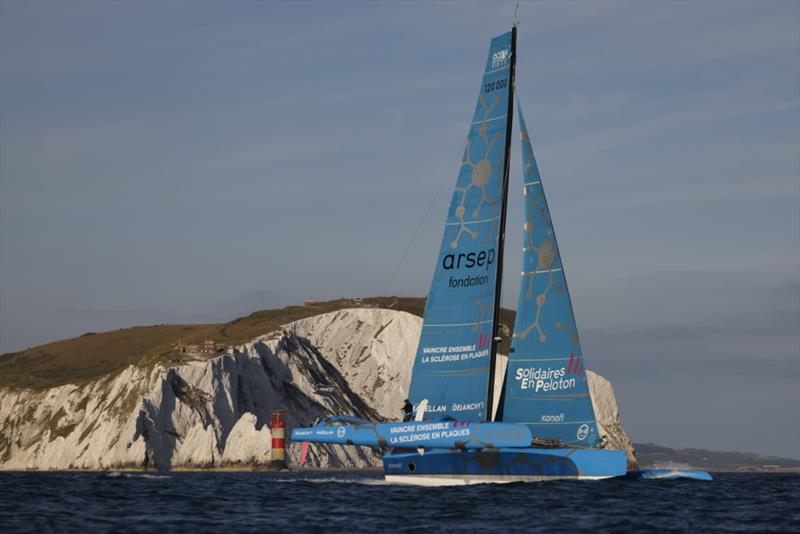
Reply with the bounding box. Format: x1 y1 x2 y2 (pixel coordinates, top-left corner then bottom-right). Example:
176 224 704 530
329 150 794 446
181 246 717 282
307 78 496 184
401 399 413 422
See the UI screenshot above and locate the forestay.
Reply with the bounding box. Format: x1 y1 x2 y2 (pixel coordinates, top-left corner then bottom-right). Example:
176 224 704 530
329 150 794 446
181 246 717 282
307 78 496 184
406 31 514 421
497 105 600 447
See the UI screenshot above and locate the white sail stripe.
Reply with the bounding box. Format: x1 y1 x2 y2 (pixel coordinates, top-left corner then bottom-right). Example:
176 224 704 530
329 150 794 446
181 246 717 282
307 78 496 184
423 320 494 328
520 268 563 275
445 215 501 226
471 114 507 125
483 64 510 76
523 180 541 186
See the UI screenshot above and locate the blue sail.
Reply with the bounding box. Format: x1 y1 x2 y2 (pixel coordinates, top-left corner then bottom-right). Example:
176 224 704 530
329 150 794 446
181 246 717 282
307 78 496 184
497 104 600 447
406 32 514 421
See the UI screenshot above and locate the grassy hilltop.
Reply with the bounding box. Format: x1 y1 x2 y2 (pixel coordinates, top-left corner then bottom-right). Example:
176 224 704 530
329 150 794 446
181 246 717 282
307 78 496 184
0 297 517 391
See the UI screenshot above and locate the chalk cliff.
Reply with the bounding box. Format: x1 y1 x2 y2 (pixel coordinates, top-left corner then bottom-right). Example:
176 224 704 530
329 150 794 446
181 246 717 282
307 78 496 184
0 308 636 470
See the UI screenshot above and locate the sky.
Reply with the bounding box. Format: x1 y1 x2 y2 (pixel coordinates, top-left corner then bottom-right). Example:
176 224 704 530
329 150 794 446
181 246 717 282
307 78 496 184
1 1 798 459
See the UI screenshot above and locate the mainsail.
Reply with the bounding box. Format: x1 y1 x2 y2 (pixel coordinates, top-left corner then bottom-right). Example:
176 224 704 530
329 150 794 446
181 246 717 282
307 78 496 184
497 104 600 447
406 30 515 421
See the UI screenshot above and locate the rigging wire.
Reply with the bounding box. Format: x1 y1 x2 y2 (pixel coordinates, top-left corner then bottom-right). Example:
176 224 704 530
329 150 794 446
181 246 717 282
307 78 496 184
381 138 467 297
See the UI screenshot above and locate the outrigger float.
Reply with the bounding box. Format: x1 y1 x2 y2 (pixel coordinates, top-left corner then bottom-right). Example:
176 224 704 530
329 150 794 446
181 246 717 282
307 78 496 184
292 26 711 486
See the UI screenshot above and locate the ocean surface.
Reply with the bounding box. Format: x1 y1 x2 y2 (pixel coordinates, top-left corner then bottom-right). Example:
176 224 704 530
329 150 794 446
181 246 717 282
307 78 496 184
0 471 797 532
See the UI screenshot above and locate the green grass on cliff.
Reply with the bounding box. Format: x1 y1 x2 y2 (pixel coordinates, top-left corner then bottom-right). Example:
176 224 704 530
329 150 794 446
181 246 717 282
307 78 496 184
0 297 516 390
0 324 215 390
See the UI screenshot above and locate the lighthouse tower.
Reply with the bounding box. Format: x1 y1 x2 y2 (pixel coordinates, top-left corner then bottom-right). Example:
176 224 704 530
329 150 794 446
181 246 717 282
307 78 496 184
270 410 288 470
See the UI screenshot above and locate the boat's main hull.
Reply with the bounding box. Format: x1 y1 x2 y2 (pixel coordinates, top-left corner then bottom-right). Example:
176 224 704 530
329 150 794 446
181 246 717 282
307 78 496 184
383 447 627 486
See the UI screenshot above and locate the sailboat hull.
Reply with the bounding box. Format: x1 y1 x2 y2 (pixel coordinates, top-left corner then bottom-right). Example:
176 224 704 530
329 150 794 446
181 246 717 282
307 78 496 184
383 447 626 486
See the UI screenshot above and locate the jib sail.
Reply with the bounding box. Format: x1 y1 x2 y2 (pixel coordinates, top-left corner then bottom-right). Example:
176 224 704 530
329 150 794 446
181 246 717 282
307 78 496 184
406 31 515 421
497 104 600 446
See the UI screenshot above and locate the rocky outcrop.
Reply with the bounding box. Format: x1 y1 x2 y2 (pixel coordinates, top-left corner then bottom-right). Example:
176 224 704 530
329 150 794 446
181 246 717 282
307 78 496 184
219 413 272 466
588 371 638 469
0 308 636 470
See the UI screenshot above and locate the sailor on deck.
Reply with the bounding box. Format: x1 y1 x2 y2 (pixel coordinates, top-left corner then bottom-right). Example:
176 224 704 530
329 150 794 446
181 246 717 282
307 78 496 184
401 399 413 422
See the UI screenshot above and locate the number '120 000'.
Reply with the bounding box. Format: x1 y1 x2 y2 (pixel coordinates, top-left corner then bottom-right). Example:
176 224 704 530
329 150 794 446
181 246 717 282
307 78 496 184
484 78 507 94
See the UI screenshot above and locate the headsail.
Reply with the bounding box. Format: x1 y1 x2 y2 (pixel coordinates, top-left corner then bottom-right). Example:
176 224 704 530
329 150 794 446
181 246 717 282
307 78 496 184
497 104 600 447
406 31 515 422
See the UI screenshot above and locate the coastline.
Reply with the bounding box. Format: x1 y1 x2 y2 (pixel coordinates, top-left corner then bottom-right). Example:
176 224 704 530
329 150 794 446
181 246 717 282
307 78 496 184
0 466 796 474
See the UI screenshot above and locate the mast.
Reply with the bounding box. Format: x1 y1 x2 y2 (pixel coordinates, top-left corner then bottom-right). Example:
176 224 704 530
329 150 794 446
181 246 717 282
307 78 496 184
486 25 516 421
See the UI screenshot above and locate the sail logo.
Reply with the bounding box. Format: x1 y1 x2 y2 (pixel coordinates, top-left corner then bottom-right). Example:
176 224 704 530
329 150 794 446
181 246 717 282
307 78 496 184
491 48 511 69
442 248 495 271
444 248 495 289
451 402 484 412
576 424 590 441
566 353 584 375
417 403 447 414
421 344 488 364
515 365 576 392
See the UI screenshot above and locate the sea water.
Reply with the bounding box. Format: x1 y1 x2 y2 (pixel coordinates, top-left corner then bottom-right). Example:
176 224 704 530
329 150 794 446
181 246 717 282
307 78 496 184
0 472 797 531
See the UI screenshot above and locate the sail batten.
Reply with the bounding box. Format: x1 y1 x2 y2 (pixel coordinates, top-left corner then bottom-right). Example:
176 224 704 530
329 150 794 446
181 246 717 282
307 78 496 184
406 31 515 422
497 103 600 447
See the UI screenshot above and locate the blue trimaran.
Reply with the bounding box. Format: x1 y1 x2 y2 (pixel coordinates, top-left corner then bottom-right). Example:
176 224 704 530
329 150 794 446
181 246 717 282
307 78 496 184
292 27 711 485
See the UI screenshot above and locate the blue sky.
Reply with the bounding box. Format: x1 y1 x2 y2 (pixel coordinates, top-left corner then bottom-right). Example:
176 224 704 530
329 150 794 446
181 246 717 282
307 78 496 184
1 1 798 458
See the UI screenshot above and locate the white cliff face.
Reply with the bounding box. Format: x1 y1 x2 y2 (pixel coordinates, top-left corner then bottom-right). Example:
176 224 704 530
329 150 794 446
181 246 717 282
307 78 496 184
0 309 420 470
588 371 638 468
287 309 419 421
219 413 272 465
0 308 636 471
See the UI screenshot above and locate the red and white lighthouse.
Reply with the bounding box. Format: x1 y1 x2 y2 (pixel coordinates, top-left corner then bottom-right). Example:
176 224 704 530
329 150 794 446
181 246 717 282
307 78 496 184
270 410 288 470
